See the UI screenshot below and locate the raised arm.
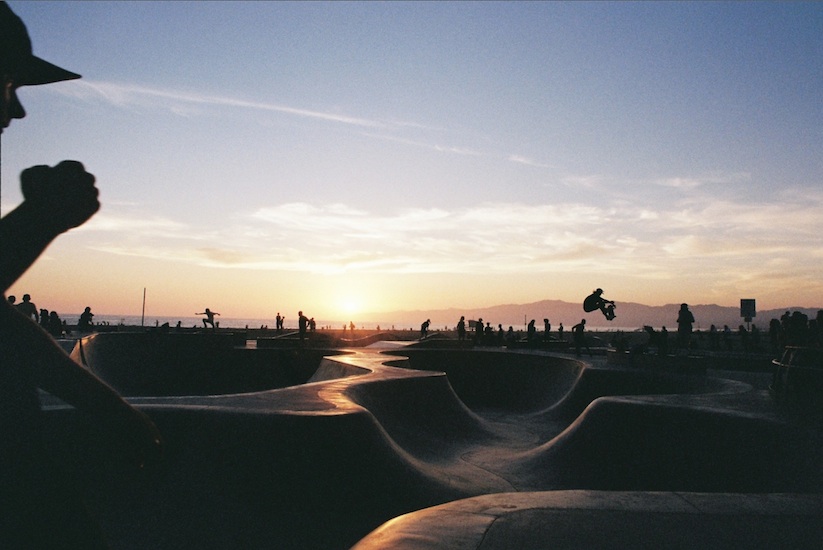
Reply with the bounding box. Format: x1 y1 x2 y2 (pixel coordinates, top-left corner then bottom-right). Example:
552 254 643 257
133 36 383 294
0 161 99 291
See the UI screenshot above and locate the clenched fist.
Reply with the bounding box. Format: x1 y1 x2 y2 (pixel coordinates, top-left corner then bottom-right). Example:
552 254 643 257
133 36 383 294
20 160 99 233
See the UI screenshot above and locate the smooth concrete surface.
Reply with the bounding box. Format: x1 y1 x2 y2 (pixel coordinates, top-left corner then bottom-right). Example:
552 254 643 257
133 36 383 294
352 491 823 549
37 332 823 549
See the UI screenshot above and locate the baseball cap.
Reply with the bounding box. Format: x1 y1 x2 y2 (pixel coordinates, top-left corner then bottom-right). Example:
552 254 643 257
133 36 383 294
0 1 81 85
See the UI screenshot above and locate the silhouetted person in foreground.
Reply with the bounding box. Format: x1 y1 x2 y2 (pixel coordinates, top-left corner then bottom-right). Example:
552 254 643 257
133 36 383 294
276 312 283 333
77 306 94 332
196 308 220 329
676 303 695 351
1 4 162 546
583 288 616 320
572 319 592 357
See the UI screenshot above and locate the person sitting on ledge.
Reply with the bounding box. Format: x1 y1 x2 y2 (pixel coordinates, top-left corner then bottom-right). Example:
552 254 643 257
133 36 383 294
77 306 94 332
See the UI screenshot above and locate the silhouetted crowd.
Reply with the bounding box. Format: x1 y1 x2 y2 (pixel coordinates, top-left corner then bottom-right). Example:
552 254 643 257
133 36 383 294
445 307 823 357
6 294 96 338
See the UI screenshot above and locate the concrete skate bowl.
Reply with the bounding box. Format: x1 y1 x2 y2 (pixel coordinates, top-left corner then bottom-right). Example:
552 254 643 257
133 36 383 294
38 340 822 549
70 331 352 396
384 348 742 419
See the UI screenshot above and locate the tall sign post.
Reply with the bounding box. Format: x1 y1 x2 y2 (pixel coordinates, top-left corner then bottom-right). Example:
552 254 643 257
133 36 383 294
740 298 756 330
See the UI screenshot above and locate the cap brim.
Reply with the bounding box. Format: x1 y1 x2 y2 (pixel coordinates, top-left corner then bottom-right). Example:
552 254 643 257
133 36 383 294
19 55 81 86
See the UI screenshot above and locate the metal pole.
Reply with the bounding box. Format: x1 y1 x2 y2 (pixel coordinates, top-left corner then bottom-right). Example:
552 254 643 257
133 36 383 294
141 287 146 327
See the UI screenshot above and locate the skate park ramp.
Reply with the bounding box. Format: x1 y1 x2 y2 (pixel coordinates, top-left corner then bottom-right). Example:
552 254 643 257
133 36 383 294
70 332 352 396
40 332 823 549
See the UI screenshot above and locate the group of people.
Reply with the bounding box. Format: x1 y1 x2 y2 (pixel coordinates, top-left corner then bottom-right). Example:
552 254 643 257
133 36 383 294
297 310 317 342
7 294 95 337
455 315 566 349
457 316 510 347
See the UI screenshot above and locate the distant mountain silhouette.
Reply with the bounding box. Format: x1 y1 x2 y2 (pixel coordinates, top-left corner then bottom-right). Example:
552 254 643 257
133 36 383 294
364 300 822 331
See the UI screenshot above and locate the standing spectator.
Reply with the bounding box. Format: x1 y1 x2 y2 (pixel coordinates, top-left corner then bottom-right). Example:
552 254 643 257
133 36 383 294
298 310 309 343
527 319 537 343
572 319 592 357
676 303 695 351
474 318 484 344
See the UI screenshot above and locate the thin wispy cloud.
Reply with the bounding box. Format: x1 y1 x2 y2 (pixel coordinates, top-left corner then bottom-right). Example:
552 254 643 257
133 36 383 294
654 172 751 189
508 155 552 168
63 81 389 128
360 132 481 157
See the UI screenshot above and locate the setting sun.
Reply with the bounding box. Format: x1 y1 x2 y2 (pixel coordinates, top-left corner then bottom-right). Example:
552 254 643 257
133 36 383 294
338 296 363 318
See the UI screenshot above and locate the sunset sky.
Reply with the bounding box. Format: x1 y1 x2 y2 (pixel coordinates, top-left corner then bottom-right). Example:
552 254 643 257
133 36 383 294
2 1 822 323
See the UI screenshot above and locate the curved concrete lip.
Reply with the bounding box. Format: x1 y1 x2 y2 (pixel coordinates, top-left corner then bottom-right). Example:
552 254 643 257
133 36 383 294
44 332 823 549
353 490 823 549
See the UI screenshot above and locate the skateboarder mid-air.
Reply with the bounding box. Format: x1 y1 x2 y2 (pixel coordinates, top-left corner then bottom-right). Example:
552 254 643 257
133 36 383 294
583 288 616 321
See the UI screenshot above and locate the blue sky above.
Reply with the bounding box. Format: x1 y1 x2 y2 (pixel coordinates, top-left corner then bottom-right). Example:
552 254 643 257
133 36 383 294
3 1 822 320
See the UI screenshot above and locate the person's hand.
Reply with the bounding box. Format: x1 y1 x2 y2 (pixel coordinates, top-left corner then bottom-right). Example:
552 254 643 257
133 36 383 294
20 160 100 234
123 407 164 472
104 404 164 472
